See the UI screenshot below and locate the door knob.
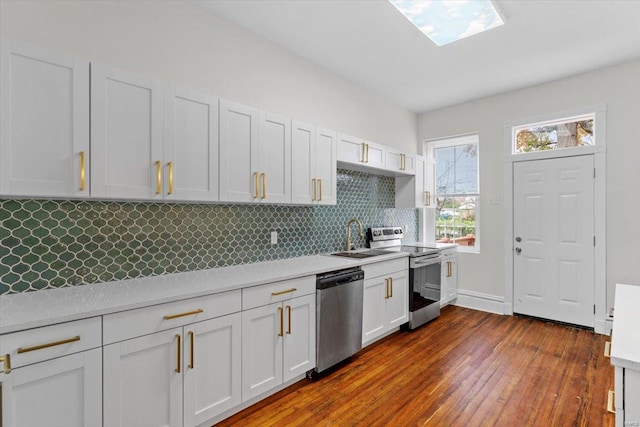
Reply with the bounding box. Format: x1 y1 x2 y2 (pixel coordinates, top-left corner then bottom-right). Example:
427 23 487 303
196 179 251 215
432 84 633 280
515 237 522 242
515 247 522 254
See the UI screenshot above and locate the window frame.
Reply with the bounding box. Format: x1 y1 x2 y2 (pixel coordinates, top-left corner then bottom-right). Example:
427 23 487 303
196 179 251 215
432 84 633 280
512 113 595 155
426 133 480 254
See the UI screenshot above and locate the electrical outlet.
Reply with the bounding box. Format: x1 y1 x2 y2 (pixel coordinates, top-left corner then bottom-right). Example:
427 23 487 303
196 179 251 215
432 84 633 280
488 196 501 205
270 231 278 245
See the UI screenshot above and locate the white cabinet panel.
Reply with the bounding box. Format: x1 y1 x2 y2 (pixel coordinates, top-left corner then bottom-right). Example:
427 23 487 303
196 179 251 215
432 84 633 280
0 348 102 427
91 64 164 200
386 149 415 174
441 250 458 306
291 121 315 204
183 313 241 426
396 155 435 208
362 276 386 344
337 133 365 164
164 88 219 201
365 141 386 169
0 37 90 198
283 294 316 382
385 270 409 329
219 100 259 203
103 328 183 427
314 128 337 205
241 303 283 401
259 112 291 203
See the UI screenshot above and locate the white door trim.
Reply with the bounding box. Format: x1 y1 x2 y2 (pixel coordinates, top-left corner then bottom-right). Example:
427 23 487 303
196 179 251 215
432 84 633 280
503 104 607 334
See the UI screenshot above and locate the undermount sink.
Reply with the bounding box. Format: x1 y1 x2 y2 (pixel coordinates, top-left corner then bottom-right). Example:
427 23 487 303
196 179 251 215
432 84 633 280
330 250 392 259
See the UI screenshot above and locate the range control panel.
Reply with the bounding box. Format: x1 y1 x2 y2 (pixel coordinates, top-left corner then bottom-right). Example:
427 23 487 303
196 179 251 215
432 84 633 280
368 227 404 241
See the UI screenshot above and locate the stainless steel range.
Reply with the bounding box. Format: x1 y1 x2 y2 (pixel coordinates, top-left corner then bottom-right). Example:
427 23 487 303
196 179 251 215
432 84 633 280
368 227 442 329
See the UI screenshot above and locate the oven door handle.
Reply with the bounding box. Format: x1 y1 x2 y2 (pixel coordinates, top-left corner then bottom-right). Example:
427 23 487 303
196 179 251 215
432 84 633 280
412 257 442 266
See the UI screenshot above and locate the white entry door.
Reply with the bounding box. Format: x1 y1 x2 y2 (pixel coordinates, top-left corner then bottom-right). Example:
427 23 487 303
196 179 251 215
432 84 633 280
513 155 594 327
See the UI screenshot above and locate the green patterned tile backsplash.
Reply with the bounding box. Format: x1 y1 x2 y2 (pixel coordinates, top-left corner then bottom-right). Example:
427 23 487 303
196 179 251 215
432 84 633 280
0 169 417 294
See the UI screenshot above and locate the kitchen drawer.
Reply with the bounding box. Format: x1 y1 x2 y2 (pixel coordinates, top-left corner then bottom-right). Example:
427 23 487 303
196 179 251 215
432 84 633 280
362 257 408 279
103 290 241 345
0 317 101 369
242 276 315 310
441 249 457 261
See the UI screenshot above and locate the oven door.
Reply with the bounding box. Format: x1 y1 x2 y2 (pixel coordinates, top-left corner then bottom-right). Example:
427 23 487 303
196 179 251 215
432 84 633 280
409 254 442 312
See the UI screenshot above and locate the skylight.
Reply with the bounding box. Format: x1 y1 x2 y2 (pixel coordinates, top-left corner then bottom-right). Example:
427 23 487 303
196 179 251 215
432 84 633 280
389 0 505 46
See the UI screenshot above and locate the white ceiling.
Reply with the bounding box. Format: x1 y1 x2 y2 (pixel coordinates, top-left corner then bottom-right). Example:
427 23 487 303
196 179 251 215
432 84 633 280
196 0 640 113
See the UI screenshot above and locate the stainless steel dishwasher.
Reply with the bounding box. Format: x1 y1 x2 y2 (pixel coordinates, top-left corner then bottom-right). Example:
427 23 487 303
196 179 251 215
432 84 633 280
315 267 364 374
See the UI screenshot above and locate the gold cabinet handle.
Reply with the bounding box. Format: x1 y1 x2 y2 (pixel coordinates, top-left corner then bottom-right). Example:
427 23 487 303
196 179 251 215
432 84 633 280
167 161 174 195
401 154 405 171
286 305 292 334
175 334 181 373
318 179 322 201
156 160 162 194
385 278 390 299
389 277 393 298
278 306 283 337
365 144 369 163
0 354 11 374
425 191 431 206
261 172 266 199
17 335 80 354
271 288 297 296
361 143 366 162
604 341 611 358
188 330 195 370
607 390 615 413
253 172 259 198
79 151 86 191
163 309 203 320
312 178 317 201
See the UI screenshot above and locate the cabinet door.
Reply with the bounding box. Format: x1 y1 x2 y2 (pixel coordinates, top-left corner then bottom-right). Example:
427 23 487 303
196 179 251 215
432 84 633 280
283 294 316 382
164 87 219 201
1 348 101 427
291 120 314 204
441 256 458 306
424 157 435 207
219 100 259 202
395 155 425 208
259 111 291 203
337 133 365 164
364 140 385 169
91 64 164 200
183 313 241 427
385 270 409 329
362 277 386 345
241 303 283 401
0 37 90 198
314 127 337 205
103 329 182 427
385 149 404 173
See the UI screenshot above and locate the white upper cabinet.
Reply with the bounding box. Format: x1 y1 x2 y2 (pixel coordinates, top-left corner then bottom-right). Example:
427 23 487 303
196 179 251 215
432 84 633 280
219 100 259 203
291 122 337 205
0 37 90 198
395 155 435 208
164 87 219 202
314 127 337 205
259 111 291 204
91 64 164 200
386 148 416 175
338 133 385 168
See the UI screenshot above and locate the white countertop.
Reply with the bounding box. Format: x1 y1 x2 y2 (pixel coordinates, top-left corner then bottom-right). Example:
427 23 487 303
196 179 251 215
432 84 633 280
0 251 408 334
405 242 458 250
611 283 640 371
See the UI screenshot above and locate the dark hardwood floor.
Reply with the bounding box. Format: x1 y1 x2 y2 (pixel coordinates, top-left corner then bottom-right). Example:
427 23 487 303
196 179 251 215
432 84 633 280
216 305 614 427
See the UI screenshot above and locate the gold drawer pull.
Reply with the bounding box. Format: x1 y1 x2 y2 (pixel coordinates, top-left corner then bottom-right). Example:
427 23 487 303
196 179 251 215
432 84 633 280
0 354 11 374
17 336 80 354
607 389 615 413
163 309 203 320
278 307 284 337
188 330 195 370
286 305 292 334
271 288 297 296
604 341 611 358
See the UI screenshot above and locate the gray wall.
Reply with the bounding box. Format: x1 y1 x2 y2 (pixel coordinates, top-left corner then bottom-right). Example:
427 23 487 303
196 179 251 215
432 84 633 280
418 59 640 313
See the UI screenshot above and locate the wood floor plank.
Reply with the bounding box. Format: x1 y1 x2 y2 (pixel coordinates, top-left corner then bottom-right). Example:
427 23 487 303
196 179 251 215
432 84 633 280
215 306 615 427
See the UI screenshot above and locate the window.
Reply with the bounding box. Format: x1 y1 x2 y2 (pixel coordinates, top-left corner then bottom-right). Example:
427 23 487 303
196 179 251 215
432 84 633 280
513 115 594 154
429 134 479 251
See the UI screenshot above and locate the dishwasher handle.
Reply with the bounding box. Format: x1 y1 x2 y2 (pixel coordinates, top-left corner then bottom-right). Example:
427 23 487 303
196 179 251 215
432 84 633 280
316 268 364 289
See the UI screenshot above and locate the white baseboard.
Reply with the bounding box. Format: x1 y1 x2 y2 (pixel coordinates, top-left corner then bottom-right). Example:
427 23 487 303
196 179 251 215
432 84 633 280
453 289 505 315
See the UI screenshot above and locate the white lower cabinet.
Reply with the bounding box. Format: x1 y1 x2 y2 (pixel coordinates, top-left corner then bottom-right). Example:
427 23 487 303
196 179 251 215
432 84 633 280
362 258 409 347
0 317 103 427
241 278 316 402
440 249 458 306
